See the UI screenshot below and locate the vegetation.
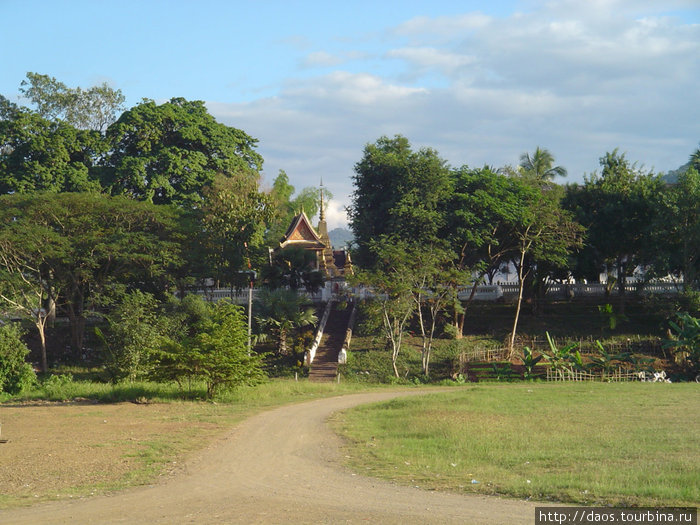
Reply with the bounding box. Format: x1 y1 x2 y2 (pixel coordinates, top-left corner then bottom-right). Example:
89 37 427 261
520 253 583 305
333 383 700 507
0 323 37 394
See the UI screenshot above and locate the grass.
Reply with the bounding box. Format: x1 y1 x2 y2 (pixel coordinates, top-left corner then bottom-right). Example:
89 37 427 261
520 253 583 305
331 382 700 507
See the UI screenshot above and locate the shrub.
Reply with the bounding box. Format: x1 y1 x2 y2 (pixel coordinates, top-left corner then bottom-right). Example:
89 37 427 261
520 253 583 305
0 323 37 394
97 290 163 383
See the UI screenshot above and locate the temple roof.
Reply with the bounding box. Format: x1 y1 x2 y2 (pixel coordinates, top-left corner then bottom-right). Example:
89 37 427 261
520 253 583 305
279 211 326 250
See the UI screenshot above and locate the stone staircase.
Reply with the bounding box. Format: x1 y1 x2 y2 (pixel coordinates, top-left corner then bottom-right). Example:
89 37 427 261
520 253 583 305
308 306 351 382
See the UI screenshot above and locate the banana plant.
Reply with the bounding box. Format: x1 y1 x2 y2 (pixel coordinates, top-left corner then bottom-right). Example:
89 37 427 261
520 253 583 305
520 346 543 379
663 313 700 378
587 340 632 379
542 332 578 372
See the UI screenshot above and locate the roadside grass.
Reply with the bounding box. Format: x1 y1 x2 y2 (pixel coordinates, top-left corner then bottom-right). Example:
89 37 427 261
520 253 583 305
331 382 699 507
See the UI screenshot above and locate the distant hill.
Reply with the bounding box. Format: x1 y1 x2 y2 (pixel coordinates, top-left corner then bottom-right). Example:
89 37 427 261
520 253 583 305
663 161 690 184
329 228 354 249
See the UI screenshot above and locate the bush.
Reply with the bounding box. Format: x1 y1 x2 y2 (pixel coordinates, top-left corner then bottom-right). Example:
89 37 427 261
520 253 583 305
42 373 76 400
0 323 37 394
98 291 163 383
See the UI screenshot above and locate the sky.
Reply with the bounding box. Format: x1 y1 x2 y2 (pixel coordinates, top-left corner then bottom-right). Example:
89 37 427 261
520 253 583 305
1 0 699 229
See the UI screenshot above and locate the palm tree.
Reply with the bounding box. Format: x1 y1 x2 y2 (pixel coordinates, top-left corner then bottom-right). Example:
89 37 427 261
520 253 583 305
519 147 567 182
690 146 700 172
255 288 317 355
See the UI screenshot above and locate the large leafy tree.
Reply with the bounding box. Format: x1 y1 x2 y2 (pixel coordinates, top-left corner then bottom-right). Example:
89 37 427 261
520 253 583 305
105 98 263 207
349 135 452 268
0 99 105 194
654 168 700 290
0 193 183 356
199 173 274 288
444 166 524 337
506 182 583 353
564 149 663 295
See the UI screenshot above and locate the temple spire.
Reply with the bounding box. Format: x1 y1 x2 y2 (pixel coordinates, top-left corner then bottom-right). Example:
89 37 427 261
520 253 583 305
319 178 325 222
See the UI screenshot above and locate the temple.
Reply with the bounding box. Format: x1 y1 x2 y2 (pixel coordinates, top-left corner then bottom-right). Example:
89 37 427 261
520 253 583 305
278 184 352 280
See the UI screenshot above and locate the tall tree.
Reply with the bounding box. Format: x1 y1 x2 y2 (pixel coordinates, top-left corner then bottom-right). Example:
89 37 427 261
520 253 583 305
349 135 452 268
0 103 105 194
507 183 583 354
444 166 523 337
105 98 263 207
353 238 415 378
519 146 567 182
654 168 700 290
564 149 662 296
19 72 125 132
199 173 274 289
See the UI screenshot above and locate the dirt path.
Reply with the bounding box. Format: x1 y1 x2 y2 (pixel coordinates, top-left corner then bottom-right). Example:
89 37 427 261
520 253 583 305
1 391 536 524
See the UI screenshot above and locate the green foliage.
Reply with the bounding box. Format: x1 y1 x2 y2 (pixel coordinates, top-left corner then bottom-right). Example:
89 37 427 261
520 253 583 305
41 373 77 400
0 323 37 394
598 303 627 331
255 288 317 355
542 331 579 371
586 341 632 378
105 97 263 207
19 72 125 132
520 346 543 379
0 104 105 194
99 290 163 383
198 173 274 286
0 192 183 352
519 146 567 182
663 312 700 377
179 300 266 398
349 135 452 268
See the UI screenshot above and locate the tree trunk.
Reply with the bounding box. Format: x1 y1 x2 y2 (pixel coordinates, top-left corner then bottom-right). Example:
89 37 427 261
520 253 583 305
509 249 528 358
278 327 288 355
35 317 48 373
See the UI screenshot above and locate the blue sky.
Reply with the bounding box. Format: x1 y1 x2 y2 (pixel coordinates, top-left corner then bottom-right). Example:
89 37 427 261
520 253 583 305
2 0 699 228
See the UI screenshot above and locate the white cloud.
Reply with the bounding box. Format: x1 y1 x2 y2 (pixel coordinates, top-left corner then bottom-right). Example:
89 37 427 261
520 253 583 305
209 1 700 228
300 51 344 68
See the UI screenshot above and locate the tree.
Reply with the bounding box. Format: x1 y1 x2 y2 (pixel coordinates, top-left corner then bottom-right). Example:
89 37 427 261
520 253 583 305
255 288 317 355
349 135 452 268
519 146 567 182
19 72 125 132
199 173 274 289
564 149 663 296
0 193 183 354
0 104 105 194
403 243 458 377
105 98 263 207
444 166 523 337
654 168 700 290
507 182 583 354
98 290 162 382
0 235 56 372
352 238 417 378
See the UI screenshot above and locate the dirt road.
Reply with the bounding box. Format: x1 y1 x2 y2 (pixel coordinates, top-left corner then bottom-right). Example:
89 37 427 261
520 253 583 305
1 391 536 524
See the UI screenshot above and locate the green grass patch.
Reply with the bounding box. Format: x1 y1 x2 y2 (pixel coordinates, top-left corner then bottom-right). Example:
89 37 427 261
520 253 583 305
332 382 699 506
